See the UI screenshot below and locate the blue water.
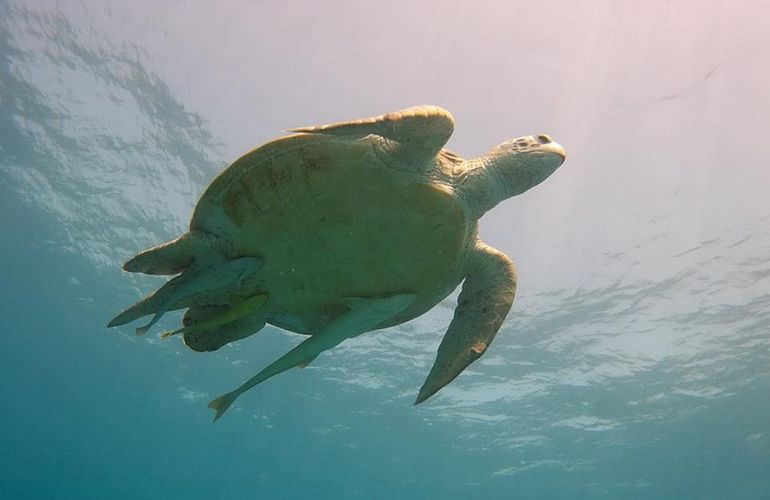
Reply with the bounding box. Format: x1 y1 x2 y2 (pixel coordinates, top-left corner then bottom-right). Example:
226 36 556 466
2 2 769 498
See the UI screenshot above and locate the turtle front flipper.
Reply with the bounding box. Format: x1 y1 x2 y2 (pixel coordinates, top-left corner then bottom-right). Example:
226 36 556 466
415 241 517 404
290 105 454 166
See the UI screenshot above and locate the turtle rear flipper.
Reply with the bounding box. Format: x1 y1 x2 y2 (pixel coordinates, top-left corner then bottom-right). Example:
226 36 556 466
183 311 267 352
123 235 195 275
108 257 263 335
165 295 268 352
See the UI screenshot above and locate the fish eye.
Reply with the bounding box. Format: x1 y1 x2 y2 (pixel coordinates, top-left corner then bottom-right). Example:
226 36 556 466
536 135 551 144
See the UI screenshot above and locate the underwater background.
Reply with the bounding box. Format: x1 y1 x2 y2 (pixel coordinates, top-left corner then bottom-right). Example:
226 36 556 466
1 1 769 498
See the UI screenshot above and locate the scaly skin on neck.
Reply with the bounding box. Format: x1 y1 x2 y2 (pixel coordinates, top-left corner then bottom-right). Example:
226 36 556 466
454 136 566 218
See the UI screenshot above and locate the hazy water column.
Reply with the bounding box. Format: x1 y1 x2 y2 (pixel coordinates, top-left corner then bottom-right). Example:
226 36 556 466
1 1 769 499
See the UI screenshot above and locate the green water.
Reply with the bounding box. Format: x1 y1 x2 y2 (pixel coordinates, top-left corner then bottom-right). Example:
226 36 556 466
1 1 769 498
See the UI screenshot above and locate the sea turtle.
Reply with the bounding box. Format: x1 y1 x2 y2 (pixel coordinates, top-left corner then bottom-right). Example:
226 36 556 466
108 105 566 421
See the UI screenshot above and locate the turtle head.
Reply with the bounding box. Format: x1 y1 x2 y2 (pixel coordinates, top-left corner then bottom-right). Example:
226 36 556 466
472 134 566 215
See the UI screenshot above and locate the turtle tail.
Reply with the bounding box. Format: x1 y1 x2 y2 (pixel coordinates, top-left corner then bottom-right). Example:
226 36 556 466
123 235 195 275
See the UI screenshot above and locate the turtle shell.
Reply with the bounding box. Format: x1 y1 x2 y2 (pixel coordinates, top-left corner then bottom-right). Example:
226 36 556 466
189 134 470 334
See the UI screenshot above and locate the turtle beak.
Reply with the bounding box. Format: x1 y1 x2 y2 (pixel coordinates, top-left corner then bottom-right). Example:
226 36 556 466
545 143 566 163
534 134 567 161
414 343 483 405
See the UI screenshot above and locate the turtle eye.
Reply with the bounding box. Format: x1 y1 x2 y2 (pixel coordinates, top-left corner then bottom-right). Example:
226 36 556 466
536 135 551 144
